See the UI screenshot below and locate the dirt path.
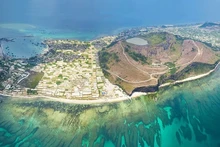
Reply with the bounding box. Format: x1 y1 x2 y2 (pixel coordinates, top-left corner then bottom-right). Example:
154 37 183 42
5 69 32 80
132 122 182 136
179 41 203 67
104 40 205 85
120 42 151 76
102 42 168 84
110 40 204 83
103 69 153 84
17 72 30 84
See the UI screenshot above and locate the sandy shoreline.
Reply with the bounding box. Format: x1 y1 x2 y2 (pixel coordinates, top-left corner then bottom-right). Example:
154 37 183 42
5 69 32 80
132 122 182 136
0 93 132 105
0 62 219 104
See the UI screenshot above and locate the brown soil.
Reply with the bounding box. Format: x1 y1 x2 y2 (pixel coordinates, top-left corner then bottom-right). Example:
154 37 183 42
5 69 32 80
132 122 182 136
101 32 220 94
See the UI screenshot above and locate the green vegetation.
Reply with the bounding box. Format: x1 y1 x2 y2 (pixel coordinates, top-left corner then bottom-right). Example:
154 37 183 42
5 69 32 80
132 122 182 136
0 60 4 67
24 63 35 70
27 89 38 95
98 51 111 69
143 32 167 45
181 62 215 77
0 61 9 82
14 65 19 70
98 51 120 69
125 47 148 64
170 68 177 75
86 43 91 48
56 81 62 85
112 53 120 62
165 62 177 74
175 35 184 45
170 40 182 52
159 62 216 84
165 62 175 67
0 71 8 82
170 45 176 51
19 72 44 89
102 70 110 77
114 78 132 95
58 74 63 79
169 36 183 60
0 83 4 90
106 41 117 48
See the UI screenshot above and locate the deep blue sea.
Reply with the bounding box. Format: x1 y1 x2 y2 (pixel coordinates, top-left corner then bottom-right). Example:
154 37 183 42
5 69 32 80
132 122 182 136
1 0 220 33
1 0 220 57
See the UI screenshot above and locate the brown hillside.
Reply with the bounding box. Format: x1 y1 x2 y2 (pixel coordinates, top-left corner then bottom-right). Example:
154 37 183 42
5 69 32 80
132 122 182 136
99 32 220 94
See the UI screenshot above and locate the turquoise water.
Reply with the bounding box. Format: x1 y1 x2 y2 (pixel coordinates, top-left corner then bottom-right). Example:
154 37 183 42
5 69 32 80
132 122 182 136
0 24 100 58
1 0 220 58
0 23 125 58
0 66 220 146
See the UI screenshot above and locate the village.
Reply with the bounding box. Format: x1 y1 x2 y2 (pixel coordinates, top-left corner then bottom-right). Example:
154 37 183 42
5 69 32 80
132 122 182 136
0 36 130 100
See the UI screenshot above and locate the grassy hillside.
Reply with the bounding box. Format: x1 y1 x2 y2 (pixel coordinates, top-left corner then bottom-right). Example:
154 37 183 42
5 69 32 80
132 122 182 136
141 32 167 45
124 45 148 64
159 62 217 84
98 50 120 70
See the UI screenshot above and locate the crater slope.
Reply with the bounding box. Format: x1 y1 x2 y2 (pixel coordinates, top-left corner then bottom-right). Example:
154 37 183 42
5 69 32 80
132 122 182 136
99 32 220 94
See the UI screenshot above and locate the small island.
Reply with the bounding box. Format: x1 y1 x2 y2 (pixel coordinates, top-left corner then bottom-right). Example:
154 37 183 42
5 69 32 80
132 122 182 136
0 22 220 104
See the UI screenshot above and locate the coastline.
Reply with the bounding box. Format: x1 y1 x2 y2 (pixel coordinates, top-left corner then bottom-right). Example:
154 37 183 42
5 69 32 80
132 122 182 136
0 42 4 57
0 62 219 104
0 93 131 105
159 62 220 88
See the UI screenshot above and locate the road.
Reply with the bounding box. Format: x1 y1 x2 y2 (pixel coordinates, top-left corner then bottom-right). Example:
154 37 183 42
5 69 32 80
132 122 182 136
17 72 30 84
104 41 202 84
179 41 203 67
102 42 168 84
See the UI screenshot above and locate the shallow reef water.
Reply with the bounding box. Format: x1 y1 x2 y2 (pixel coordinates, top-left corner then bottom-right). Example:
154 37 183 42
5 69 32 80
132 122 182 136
0 24 98 58
0 67 220 147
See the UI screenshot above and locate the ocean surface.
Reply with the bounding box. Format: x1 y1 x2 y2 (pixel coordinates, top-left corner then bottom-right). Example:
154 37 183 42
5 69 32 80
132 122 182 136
0 23 99 58
1 0 220 57
1 0 220 32
0 63 220 147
